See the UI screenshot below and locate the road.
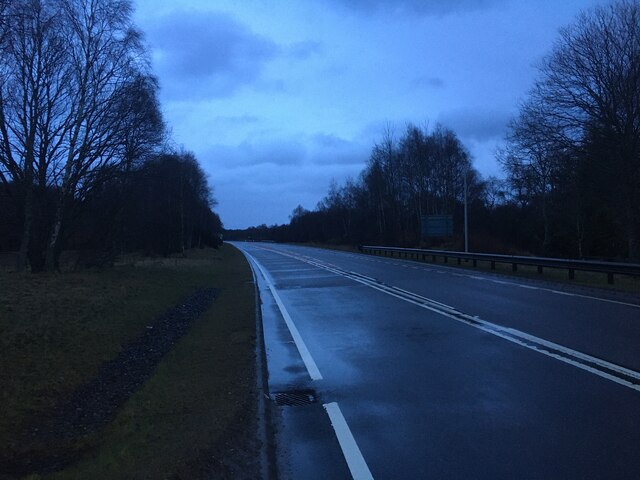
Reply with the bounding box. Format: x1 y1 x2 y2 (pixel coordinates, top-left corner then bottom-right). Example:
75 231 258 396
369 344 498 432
233 242 640 480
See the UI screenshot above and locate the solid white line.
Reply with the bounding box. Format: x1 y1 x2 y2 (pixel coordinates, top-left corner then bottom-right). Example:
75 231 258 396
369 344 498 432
242 250 323 381
258 246 640 392
355 252 640 309
346 271 640 391
323 402 374 480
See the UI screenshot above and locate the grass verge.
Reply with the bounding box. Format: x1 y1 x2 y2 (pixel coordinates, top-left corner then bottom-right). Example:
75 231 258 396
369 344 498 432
0 244 258 479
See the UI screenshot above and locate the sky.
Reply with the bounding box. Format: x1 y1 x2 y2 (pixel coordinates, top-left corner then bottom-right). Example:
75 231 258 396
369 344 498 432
133 0 607 229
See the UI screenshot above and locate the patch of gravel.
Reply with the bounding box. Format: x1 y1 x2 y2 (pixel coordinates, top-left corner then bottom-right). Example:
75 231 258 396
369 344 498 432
1 288 217 478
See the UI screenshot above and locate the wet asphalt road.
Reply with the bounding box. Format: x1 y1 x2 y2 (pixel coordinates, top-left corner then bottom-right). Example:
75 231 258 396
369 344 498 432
233 242 640 480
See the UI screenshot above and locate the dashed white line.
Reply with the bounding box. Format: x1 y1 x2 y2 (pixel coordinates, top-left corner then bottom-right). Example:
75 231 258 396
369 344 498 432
324 402 374 480
377 257 640 309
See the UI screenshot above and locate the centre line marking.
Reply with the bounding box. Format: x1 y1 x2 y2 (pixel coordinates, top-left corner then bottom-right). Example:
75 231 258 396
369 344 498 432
324 402 374 480
258 246 640 392
242 250 323 381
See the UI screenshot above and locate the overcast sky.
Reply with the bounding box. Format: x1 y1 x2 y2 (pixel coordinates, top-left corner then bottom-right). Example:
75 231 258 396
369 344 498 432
133 0 606 229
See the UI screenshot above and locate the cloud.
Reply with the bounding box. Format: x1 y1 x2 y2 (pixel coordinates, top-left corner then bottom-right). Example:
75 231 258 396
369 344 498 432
200 133 369 227
210 114 261 126
207 133 367 169
147 12 279 99
208 139 306 168
213 161 363 228
413 76 445 89
309 133 369 166
322 0 506 16
438 107 510 142
287 41 323 60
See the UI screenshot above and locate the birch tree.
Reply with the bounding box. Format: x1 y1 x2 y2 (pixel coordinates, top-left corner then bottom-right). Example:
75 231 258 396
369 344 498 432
0 0 69 271
45 0 146 270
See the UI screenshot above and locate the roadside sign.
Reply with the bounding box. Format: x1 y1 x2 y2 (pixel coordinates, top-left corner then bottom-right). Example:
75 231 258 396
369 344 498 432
421 215 453 238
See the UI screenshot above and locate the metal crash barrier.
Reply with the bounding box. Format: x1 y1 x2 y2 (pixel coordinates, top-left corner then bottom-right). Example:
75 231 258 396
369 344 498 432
359 245 640 285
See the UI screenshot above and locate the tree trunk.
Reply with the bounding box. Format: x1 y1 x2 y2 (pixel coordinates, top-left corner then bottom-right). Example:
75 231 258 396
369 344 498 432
16 183 33 272
45 193 66 271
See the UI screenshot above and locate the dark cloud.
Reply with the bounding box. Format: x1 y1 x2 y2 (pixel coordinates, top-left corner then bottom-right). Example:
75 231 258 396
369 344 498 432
438 107 510 142
310 133 368 166
323 0 506 16
148 12 279 98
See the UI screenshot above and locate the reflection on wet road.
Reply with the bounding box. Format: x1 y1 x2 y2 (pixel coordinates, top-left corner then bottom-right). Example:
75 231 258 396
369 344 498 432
234 242 640 480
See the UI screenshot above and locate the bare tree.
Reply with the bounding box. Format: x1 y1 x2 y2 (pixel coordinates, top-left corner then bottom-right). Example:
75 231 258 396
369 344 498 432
504 0 640 258
0 0 69 270
45 0 147 270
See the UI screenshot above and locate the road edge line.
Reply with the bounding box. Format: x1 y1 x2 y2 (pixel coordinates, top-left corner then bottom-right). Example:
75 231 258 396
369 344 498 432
241 248 323 381
323 402 374 480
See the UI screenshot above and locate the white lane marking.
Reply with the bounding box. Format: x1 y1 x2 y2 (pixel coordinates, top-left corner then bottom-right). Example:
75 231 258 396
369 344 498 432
242 250 323 381
338 269 640 391
552 290 576 297
281 245 640 309
324 402 374 480
258 246 640 392
273 268 321 273
277 246 640 309
340 252 640 310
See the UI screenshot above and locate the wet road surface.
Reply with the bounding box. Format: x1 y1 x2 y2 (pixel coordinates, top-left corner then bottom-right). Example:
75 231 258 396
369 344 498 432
233 242 640 480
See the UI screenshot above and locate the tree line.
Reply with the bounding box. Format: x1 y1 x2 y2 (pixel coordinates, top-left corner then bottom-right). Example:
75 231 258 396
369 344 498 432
226 124 497 251
500 0 640 260
0 0 222 272
227 1 640 261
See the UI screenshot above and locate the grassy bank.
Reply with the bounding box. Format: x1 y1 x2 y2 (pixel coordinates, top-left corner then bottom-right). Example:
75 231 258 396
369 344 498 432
0 245 258 479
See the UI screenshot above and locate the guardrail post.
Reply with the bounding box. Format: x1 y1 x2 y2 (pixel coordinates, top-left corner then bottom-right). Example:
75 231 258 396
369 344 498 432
491 261 495 270
568 269 575 280
432 254 436 262
422 254 426 261
457 258 461 265
473 259 477 268
608 273 614 284
512 263 517 272
444 256 448 263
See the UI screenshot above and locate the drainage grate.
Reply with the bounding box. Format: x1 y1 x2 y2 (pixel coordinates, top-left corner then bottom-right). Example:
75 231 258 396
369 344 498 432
272 389 317 406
